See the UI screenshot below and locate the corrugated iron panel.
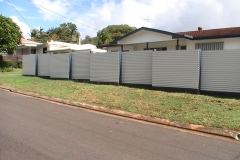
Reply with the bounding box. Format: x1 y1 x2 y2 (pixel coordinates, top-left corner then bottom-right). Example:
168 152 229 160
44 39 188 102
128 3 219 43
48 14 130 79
71 51 90 80
201 50 240 93
152 50 200 89
22 55 37 76
90 52 119 83
38 54 50 77
122 51 152 84
50 54 70 79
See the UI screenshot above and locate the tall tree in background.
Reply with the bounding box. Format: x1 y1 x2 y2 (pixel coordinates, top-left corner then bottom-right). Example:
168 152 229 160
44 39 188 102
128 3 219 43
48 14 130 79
97 24 136 45
31 22 80 43
81 35 98 45
0 15 22 54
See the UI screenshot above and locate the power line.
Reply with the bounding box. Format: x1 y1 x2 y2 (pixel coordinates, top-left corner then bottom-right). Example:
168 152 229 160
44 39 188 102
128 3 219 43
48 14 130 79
26 0 99 31
6 0 34 29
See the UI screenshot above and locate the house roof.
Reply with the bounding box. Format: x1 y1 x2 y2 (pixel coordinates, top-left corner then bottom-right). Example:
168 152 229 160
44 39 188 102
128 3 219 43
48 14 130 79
18 38 46 48
178 27 240 37
109 27 182 44
48 41 107 53
21 38 39 44
177 27 240 40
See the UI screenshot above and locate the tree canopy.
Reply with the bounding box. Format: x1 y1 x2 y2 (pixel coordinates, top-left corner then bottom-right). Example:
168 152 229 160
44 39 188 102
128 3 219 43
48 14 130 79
0 15 22 54
30 22 80 43
96 24 137 45
81 35 98 45
30 23 136 46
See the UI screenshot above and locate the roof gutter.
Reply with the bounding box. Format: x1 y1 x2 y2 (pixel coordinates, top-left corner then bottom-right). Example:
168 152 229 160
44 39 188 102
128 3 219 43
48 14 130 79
193 34 240 40
184 34 193 39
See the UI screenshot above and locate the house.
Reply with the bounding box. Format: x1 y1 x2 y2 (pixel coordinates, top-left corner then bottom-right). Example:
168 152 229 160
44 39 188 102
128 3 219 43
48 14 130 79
1 38 47 62
98 27 240 52
47 41 107 54
16 38 47 55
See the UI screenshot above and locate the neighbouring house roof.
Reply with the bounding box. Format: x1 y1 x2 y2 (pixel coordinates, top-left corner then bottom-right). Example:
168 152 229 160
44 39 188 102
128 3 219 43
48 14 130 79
21 38 38 43
178 27 240 40
18 38 45 48
47 41 107 53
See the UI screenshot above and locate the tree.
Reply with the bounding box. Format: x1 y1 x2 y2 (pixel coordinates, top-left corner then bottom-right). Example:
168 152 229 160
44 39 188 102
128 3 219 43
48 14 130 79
97 24 137 45
81 35 98 45
30 22 80 43
0 15 22 54
47 22 79 43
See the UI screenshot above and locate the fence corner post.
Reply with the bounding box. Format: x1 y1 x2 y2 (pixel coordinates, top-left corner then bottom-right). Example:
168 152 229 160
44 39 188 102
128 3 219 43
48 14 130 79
119 51 122 86
198 49 202 94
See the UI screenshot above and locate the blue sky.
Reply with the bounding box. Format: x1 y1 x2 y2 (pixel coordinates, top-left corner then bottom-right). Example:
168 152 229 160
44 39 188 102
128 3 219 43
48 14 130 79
1 0 240 39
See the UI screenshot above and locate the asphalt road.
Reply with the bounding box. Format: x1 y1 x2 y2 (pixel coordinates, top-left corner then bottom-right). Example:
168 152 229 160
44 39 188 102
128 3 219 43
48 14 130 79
0 89 240 160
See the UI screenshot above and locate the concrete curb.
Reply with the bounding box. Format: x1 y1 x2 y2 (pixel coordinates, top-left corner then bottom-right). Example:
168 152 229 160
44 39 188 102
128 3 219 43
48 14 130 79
1 85 239 140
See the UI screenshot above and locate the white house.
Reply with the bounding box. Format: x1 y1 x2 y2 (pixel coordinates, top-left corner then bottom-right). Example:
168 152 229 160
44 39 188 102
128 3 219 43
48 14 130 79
16 38 47 55
98 27 240 52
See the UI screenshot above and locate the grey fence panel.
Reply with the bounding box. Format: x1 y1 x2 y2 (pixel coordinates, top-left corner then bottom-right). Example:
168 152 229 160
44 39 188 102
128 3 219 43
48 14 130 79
71 51 90 80
201 50 240 93
152 50 200 89
38 54 50 77
90 52 119 83
50 53 70 79
22 55 37 76
122 51 152 84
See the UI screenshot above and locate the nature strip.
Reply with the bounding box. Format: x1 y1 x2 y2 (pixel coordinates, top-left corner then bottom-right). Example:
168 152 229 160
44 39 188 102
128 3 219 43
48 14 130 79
1 85 239 141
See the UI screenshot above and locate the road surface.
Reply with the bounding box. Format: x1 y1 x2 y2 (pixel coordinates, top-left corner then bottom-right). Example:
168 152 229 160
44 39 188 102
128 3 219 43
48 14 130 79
0 89 239 160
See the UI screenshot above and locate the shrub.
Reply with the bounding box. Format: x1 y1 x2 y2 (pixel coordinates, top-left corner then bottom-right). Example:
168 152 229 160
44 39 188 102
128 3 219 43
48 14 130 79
0 59 15 72
15 60 22 68
1 66 13 72
0 60 14 68
0 55 3 62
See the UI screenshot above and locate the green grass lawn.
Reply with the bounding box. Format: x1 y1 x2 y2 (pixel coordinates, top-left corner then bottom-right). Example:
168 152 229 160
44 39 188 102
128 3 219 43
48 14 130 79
1 69 240 130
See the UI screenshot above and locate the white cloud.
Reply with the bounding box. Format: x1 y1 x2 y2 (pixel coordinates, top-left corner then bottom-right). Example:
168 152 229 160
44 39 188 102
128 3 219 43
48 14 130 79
75 0 240 37
32 0 77 21
10 16 31 39
30 0 240 38
7 2 26 11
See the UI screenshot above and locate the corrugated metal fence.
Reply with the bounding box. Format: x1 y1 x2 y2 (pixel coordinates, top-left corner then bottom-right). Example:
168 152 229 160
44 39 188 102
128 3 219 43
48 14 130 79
38 54 50 77
50 53 70 79
90 52 119 83
71 51 90 80
122 51 152 85
152 50 200 90
201 50 240 93
22 49 240 95
22 55 37 76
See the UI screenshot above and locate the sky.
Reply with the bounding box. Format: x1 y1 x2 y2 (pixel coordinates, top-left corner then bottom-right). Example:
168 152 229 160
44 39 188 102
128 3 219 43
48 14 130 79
1 0 240 39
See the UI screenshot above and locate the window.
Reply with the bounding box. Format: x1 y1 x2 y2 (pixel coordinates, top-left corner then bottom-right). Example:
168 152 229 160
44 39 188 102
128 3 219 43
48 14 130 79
144 47 167 51
43 47 47 53
31 48 36 54
195 42 224 50
180 46 186 50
